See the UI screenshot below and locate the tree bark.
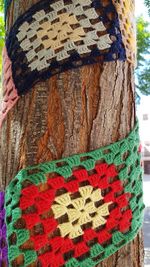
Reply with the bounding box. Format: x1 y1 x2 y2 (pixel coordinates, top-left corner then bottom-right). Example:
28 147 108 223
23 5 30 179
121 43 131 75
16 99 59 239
0 0 144 267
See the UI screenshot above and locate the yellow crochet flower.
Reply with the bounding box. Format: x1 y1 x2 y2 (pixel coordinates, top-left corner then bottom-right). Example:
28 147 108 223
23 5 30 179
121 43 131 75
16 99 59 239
52 185 111 239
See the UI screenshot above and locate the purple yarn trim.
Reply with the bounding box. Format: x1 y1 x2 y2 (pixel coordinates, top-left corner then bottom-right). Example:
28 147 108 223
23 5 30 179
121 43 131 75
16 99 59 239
0 191 8 266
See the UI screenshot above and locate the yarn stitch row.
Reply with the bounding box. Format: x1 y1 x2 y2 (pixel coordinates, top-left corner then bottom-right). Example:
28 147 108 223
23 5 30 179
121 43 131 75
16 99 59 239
0 191 8 266
5 121 144 267
6 0 126 96
112 0 136 64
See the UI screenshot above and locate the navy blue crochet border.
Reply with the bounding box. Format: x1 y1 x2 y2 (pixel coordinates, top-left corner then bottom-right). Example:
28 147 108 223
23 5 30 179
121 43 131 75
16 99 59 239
6 0 126 96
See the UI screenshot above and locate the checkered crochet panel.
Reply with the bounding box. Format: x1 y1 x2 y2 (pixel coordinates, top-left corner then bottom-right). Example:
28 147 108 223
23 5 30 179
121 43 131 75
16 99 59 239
6 0 126 95
5 122 144 267
112 0 136 64
0 192 8 266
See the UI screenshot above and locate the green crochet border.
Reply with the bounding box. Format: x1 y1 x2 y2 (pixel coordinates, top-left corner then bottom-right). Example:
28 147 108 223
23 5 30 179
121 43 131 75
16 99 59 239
5 121 144 266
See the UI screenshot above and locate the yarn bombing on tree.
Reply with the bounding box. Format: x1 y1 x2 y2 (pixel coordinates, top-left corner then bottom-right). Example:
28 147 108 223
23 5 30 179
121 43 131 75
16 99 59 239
5 122 144 267
5 0 126 96
1 0 144 266
0 0 137 129
0 0 127 128
4 0 136 65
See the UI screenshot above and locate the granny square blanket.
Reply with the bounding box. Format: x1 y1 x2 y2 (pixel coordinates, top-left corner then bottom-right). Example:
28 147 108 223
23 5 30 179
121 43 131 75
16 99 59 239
2 122 144 267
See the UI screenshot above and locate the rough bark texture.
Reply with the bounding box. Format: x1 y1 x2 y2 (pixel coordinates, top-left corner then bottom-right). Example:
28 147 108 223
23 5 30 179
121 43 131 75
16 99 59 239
0 0 144 266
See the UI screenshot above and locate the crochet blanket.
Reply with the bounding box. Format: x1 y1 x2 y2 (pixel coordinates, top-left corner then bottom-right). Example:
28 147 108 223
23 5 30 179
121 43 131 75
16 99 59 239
2 122 144 267
6 0 126 95
1 0 137 129
4 0 136 64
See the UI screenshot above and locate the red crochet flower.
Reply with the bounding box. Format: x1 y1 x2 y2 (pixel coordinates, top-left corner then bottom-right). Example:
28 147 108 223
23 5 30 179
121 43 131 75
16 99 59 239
19 163 132 266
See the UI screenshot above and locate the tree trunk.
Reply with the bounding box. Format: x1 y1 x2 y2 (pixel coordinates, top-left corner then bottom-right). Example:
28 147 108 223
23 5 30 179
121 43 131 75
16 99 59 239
0 0 144 267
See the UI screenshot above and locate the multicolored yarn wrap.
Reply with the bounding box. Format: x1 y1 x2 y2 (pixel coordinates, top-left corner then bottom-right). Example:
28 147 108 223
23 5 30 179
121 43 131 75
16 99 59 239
5 121 144 267
5 0 126 96
1 0 137 129
0 191 8 266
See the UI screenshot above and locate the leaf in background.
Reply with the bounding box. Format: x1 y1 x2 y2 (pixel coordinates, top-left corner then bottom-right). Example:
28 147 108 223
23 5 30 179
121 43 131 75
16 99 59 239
144 0 150 16
136 16 150 95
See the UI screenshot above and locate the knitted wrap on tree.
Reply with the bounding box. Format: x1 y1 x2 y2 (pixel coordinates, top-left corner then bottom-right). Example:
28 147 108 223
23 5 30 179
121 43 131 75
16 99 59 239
6 0 126 95
4 0 136 66
4 0 136 64
5 121 144 267
0 192 8 266
0 0 126 130
0 0 127 129
1 0 137 129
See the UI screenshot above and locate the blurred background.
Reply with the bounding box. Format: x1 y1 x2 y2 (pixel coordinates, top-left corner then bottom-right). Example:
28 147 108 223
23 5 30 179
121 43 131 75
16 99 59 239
0 0 150 266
